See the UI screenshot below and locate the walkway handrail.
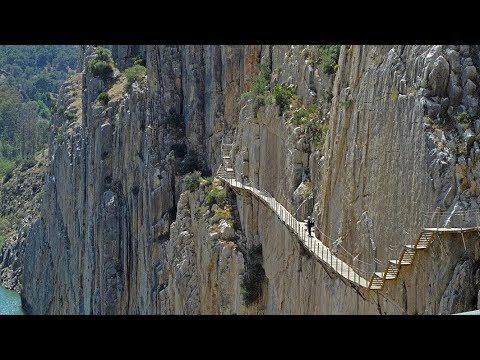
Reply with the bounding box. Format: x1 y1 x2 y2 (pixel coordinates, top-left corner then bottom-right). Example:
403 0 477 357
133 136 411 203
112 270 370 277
216 135 480 291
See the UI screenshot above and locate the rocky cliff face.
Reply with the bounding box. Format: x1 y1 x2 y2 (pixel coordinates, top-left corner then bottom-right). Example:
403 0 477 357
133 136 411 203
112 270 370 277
21 45 480 314
0 152 46 292
21 45 261 314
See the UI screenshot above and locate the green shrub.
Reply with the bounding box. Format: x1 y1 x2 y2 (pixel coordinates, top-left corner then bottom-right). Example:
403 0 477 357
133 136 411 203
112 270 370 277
273 84 296 115
286 104 328 150
287 104 320 127
184 171 202 192
340 98 353 109
241 244 265 306
311 122 329 149
97 92 110 105
88 47 114 81
63 110 76 122
201 177 213 187
132 55 146 66
205 186 227 207
390 89 399 102
213 206 233 227
94 47 112 62
242 62 272 108
455 111 473 128
0 157 16 181
124 64 147 91
316 45 341 74
90 61 113 80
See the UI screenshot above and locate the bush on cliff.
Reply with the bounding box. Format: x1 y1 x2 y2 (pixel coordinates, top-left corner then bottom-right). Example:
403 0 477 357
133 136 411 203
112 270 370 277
273 83 296 115
97 92 110 105
205 186 226 207
0 157 16 183
131 55 146 66
316 45 341 74
286 103 328 150
242 62 272 108
124 64 147 91
88 47 114 81
184 171 202 192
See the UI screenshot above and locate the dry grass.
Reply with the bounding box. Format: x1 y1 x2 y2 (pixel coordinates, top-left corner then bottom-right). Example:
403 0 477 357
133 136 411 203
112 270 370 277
108 75 128 103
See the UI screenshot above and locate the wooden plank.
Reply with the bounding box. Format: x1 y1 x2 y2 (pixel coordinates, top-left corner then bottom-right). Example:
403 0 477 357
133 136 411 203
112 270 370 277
217 139 479 293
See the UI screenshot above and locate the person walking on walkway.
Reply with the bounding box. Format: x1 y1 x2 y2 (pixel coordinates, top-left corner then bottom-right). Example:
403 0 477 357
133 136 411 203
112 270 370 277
307 216 315 238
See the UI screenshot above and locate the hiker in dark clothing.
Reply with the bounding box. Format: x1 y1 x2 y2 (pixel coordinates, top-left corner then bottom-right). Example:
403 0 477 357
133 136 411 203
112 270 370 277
307 216 315 237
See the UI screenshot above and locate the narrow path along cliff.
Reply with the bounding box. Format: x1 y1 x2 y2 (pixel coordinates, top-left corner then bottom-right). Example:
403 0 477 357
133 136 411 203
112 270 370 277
218 135 480 294
9 45 480 314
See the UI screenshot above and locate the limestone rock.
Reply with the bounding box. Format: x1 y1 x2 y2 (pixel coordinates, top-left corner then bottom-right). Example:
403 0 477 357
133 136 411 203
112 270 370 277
438 259 478 314
18 44 480 316
428 56 450 97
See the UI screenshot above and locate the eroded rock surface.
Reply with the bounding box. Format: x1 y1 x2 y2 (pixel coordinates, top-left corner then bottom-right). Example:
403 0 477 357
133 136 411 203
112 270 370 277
20 45 480 314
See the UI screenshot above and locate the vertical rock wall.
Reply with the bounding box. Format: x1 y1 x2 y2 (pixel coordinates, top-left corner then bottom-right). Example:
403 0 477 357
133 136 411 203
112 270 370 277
21 45 480 314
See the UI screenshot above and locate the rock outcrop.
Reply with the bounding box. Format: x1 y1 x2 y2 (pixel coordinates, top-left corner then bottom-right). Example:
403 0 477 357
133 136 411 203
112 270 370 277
0 152 46 292
438 259 480 314
20 45 480 314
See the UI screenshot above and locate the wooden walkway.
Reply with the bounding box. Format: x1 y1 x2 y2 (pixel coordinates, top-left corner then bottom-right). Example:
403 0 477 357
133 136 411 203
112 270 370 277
216 139 480 292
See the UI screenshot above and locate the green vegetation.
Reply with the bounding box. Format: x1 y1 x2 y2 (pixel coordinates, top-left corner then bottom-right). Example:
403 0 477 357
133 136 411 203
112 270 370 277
390 89 399 102
286 103 329 149
0 157 15 182
213 206 234 227
131 55 146 66
242 61 302 117
241 244 265 306
205 186 227 207
0 83 51 170
184 171 202 192
273 83 296 115
88 47 114 81
303 180 313 198
124 64 147 91
455 111 473 129
201 177 213 187
0 45 77 111
242 62 272 108
316 45 341 74
0 46 76 246
97 92 110 105
340 98 353 109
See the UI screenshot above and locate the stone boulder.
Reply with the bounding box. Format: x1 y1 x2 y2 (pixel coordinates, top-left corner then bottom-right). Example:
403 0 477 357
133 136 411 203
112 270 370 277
428 56 450 97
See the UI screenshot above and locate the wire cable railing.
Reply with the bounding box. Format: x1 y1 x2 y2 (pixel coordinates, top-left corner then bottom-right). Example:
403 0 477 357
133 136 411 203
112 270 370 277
216 135 480 291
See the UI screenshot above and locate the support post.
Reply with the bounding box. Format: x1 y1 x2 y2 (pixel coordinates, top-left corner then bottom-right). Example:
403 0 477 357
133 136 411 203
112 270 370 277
348 255 350 280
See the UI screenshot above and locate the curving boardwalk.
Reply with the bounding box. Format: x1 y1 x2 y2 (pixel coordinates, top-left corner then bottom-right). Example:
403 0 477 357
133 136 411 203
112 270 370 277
216 138 480 292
